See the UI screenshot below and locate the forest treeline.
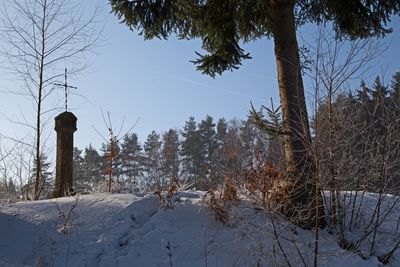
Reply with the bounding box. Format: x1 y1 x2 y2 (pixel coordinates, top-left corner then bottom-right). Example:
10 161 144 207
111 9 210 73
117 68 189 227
68 71 400 195
72 115 267 193
315 73 400 195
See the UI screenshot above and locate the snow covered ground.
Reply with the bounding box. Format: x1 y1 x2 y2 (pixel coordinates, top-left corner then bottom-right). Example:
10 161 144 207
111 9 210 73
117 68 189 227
0 191 399 266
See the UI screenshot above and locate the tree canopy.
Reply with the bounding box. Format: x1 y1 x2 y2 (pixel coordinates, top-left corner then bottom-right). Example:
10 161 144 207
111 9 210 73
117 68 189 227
110 0 400 77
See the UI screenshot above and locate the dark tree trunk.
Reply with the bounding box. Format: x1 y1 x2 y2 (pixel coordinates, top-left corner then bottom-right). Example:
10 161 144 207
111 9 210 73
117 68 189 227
270 0 324 228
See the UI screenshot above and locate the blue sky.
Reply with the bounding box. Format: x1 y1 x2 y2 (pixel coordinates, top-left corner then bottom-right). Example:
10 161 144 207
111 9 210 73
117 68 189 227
0 1 399 151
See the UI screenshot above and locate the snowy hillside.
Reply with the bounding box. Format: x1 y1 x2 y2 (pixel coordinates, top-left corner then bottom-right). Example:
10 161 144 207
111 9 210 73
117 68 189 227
1 192 399 267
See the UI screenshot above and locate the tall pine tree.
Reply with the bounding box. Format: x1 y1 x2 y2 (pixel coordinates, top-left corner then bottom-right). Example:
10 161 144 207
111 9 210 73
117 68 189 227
198 115 217 187
121 133 143 192
143 130 162 190
73 147 88 193
161 129 180 185
181 117 205 189
83 144 102 189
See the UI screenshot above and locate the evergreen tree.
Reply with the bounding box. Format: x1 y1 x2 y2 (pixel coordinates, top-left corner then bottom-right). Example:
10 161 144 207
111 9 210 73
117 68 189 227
73 147 88 193
389 71 400 189
250 102 285 166
212 118 228 185
355 80 373 127
240 117 258 164
369 77 391 150
180 117 205 189
390 72 400 108
216 118 228 144
389 71 400 133
83 144 102 188
30 153 52 199
161 129 180 185
198 115 217 187
143 130 162 190
356 80 371 104
121 133 143 192
371 76 389 110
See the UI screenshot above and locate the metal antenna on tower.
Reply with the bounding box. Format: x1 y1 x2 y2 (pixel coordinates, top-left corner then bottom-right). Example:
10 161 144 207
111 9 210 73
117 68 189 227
54 68 77 111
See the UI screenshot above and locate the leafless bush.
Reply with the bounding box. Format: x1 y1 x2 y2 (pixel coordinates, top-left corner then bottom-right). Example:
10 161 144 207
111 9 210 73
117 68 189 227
52 194 80 234
307 27 400 264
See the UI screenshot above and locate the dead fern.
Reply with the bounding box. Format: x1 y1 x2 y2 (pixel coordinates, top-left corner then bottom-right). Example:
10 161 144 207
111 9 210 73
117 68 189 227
205 176 240 224
246 158 289 209
154 182 178 209
222 175 239 202
207 190 229 224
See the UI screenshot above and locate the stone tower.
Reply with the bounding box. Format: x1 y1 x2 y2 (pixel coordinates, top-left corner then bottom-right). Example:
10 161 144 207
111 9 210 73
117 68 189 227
53 111 77 198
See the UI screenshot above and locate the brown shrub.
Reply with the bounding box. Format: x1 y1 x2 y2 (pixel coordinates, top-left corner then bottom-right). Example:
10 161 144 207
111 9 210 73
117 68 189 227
206 176 240 224
246 159 289 209
154 182 178 209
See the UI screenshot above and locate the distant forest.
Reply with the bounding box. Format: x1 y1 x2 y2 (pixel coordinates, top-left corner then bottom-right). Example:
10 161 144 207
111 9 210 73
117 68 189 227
69 71 400 195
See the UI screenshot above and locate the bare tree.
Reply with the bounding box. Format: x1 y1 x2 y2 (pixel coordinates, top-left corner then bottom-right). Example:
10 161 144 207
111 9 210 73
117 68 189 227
0 138 14 201
306 28 384 227
92 111 138 193
0 0 101 199
305 28 400 263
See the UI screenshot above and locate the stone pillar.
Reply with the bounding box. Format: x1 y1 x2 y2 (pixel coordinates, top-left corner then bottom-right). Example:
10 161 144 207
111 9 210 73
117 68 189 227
53 111 77 198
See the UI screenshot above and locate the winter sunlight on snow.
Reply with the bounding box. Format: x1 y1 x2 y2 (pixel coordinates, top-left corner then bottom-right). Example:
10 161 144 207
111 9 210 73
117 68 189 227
1 1 400 266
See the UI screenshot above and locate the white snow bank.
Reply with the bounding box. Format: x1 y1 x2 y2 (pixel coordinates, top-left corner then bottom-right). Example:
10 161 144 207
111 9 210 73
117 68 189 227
0 191 399 266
